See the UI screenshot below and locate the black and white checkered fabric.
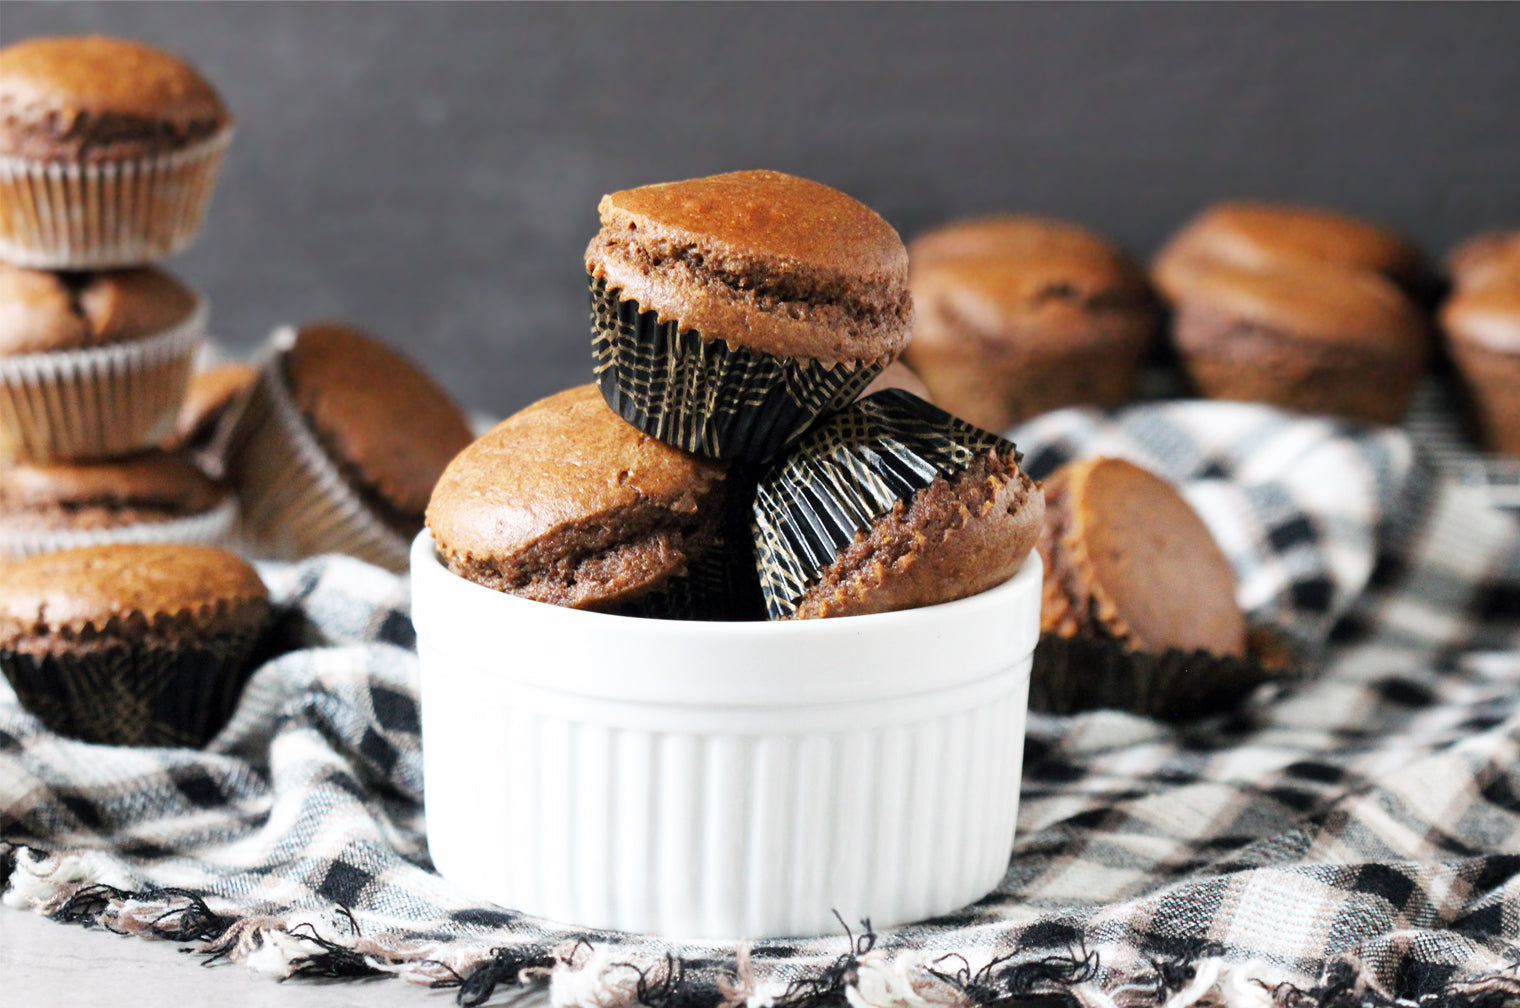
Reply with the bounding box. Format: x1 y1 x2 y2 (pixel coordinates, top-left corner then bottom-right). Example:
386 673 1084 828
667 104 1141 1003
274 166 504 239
4 400 1520 1008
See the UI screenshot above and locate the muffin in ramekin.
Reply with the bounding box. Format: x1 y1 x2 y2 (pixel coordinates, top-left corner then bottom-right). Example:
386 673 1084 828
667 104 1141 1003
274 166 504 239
0 263 205 461
751 390 1044 619
0 543 268 747
413 526 1042 938
0 449 235 560
0 35 233 268
225 322 473 572
585 169 912 462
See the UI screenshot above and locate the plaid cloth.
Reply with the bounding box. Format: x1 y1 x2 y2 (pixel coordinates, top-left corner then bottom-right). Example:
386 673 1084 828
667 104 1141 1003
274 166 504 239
4 400 1520 1008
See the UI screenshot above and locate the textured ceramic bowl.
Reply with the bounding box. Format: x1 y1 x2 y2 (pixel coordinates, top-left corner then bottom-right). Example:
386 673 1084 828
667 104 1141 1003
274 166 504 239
412 530 1041 940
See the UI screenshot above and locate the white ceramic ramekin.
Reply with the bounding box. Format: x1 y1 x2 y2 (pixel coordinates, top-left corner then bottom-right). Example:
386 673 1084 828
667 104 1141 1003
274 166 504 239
412 530 1042 940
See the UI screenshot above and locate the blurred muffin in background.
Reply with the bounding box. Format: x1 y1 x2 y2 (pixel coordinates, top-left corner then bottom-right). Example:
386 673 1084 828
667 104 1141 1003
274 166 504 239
1152 201 1428 304
225 322 474 572
1170 258 1429 426
165 361 258 475
903 215 1159 433
1441 279 1520 457
1445 230 1520 295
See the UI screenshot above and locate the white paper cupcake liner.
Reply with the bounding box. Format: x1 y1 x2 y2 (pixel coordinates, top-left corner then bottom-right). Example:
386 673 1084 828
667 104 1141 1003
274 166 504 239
225 327 412 572
0 128 233 269
0 296 207 462
0 496 238 561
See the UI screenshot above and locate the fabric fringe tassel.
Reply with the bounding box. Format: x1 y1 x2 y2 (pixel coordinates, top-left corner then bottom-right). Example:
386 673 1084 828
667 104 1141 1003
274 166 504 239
2 840 1516 1008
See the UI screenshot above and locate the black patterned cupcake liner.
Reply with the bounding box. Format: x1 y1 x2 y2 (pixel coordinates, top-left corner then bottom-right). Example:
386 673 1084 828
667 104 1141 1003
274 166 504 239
589 274 885 462
751 389 1018 619
1028 625 1299 720
0 624 264 748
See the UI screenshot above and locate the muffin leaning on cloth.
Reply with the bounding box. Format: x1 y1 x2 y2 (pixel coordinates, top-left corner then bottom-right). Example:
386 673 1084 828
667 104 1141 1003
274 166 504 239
0 263 206 461
586 169 912 461
0 449 234 559
903 215 1160 432
0 543 268 747
225 322 474 572
1031 456 1290 717
0 35 233 268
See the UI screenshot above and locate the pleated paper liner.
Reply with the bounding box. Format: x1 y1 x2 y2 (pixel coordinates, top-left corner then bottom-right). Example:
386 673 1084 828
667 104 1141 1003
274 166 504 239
752 389 1018 619
0 496 238 561
0 623 264 747
0 296 207 462
0 128 233 269
1028 625 1300 719
224 327 412 572
589 274 886 462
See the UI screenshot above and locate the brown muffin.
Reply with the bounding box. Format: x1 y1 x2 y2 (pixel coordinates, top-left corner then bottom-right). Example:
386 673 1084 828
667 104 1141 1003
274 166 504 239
1441 283 1520 457
0 35 229 161
904 215 1159 431
427 384 736 615
0 36 233 267
0 542 268 746
1153 201 1426 302
1445 230 1520 294
0 264 205 461
165 361 258 470
752 390 1043 620
1170 259 1429 424
1031 457 1276 717
0 448 228 550
226 323 474 571
1038 457 1244 656
585 169 912 460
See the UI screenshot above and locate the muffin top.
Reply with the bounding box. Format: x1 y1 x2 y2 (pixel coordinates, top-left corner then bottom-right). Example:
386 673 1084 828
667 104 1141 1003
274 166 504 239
585 169 911 366
279 322 474 528
1445 230 1520 294
0 264 199 355
909 215 1136 272
0 35 229 160
1441 282 1520 355
0 449 225 529
1170 259 1428 357
1038 456 1245 657
1153 201 1424 301
427 384 730 610
169 361 257 452
0 542 267 648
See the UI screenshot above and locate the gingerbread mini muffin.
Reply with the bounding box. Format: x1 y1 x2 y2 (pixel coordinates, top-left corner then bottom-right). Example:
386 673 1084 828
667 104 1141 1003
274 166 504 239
1169 259 1429 425
0 542 268 746
0 35 233 267
427 384 747 618
164 361 258 474
586 169 912 461
0 448 234 559
0 263 205 461
1445 230 1520 294
225 323 473 572
1031 456 1279 717
904 215 1159 431
1441 283 1520 458
752 389 1042 620
1152 201 1427 303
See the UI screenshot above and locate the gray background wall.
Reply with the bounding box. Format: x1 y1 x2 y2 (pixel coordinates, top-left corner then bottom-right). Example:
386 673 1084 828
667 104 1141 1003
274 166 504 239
6 2 1520 416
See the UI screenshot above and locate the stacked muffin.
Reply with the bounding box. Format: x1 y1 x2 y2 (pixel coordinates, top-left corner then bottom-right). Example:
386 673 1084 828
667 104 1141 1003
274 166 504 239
0 36 237 559
1152 202 1432 425
429 170 1045 621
